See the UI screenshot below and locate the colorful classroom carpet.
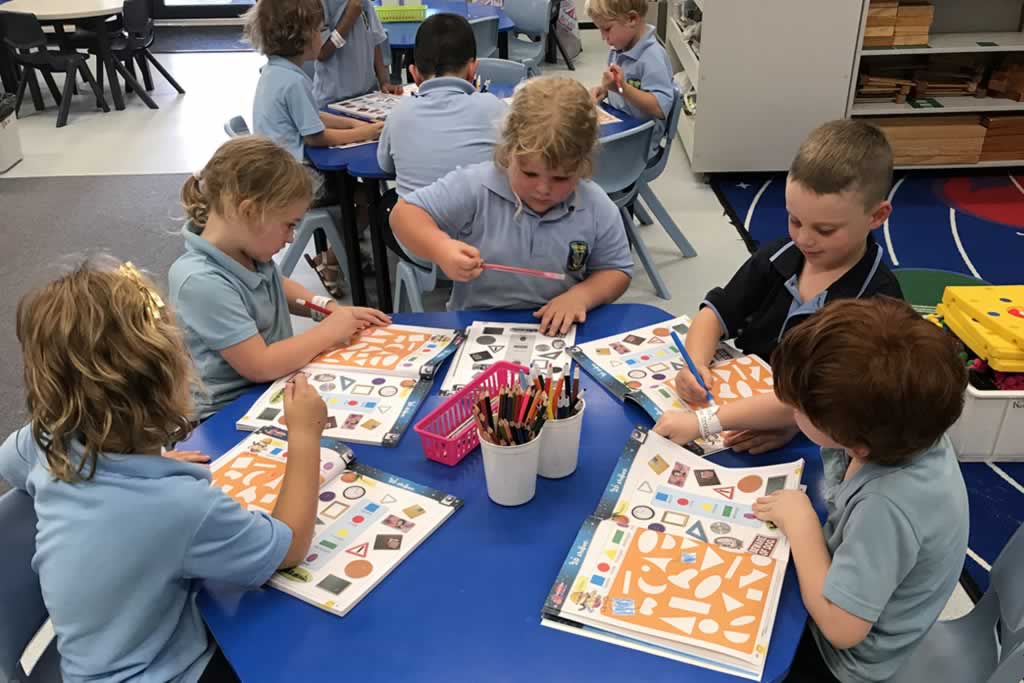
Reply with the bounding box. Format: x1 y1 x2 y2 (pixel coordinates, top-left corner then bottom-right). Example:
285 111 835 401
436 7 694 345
711 169 1024 596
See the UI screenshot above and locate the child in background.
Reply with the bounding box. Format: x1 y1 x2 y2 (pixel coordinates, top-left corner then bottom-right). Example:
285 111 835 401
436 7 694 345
669 120 903 454
313 0 402 108
0 259 330 682
661 297 968 683
587 0 673 154
389 77 633 335
169 137 390 420
378 13 507 198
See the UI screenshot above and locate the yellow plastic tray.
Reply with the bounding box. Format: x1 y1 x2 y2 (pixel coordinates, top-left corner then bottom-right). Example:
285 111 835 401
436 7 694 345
938 303 1024 372
375 4 427 22
942 286 1024 349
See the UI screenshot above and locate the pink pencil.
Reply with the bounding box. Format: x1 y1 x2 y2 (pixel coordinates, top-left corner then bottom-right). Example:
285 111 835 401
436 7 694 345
296 298 332 316
482 262 566 281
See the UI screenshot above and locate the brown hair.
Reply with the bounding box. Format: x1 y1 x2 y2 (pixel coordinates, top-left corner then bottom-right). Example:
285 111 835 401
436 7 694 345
243 0 323 57
182 136 317 228
771 297 966 465
789 119 893 211
17 258 196 482
585 0 647 23
496 77 599 177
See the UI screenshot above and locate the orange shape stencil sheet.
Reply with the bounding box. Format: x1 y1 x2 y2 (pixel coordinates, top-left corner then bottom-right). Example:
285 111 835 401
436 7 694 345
211 453 287 514
681 356 774 410
314 326 434 372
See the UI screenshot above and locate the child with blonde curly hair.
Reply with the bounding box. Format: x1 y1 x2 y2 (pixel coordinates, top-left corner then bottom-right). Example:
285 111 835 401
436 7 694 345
0 259 328 681
390 77 633 334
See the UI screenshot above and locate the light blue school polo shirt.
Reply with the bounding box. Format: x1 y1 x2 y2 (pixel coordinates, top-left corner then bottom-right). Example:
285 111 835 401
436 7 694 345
313 0 388 107
606 25 673 155
811 435 968 683
0 425 291 683
377 77 507 198
169 222 294 419
404 161 634 310
253 55 326 160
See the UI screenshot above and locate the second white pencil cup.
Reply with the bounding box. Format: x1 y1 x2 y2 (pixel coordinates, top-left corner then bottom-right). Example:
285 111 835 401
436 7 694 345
539 399 586 479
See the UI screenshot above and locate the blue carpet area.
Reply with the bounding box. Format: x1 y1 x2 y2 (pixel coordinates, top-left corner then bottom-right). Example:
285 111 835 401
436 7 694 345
710 169 1024 595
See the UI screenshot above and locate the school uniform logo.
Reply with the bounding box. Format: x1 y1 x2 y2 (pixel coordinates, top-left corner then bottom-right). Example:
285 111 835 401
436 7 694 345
566 241 589 272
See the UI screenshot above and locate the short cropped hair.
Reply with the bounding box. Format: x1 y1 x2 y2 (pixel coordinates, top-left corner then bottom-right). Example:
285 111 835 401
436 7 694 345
243 0 323 58
789 120 894 212
414 13 476 77
771 297 967 465
586 0 647 23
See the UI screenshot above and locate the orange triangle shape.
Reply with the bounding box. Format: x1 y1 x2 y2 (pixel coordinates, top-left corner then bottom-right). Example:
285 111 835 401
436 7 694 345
346 542 369 557
714 486 735 500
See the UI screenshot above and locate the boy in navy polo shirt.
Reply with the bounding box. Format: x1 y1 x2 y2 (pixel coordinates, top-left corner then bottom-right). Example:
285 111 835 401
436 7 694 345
670 120 903 454
587 0 674 155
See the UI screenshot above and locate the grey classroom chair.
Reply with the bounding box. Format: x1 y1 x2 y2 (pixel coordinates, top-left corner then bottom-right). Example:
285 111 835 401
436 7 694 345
592 119 670 300
0 489 61 683
631 86 697 259
475 57 527 89
221 116 351 285
501 0 552 76
888 523 1024 683
469 16 499 59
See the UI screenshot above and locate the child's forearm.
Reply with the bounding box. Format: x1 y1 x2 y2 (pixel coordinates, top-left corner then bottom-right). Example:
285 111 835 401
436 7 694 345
572 270 631 309
716 392 796 432
623 84 665 119
319 111 359 130
223 325 339 383
317 0 363 60
374 46 390 88
273 428 320 567
686 307 725 368
282 277 325 317
305 126 376 148
390 201 449 262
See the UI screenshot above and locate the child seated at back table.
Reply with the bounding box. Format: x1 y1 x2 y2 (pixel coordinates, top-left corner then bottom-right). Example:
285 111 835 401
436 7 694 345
659 297 969 683
0 259 330 682
389 77 634 335
313 0 402 108
587 0 674 155
169 137 390 421
672 120 904 454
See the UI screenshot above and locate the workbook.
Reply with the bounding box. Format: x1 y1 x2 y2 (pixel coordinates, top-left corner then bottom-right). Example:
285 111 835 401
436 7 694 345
567 316 774 454
542 427 803 680
439 321 576 394
328 91 403 121
211 427 463 617
238 324 462 446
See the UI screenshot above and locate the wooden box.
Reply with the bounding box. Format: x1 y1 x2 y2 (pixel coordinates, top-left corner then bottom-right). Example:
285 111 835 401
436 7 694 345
980 115 1024 161
867 116 986 165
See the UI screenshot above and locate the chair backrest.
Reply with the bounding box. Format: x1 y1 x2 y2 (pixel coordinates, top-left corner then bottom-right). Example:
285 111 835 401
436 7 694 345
0 12 47 52
469 16 499 59
121 0 154 40
642 86 681 181
592 120 656 196
224 115 251 138
0 490 51 683
475 57 527 89
502 0 550 38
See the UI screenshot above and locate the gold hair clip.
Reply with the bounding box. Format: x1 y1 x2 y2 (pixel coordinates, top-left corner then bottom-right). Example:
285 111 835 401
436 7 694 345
118 262 165 320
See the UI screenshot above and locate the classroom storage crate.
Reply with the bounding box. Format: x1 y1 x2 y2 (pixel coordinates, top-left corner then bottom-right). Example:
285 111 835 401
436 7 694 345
949 385 1024 462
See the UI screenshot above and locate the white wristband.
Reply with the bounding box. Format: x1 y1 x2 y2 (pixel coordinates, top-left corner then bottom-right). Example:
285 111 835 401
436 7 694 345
311 295 334 322
696 406 722 440
330 29 345 48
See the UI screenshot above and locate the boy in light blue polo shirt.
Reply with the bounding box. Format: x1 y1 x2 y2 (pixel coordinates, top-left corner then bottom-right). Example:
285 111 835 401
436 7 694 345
377 13 507 198
587 0 673 155
656 298 970 683
391 77 633 335
313 0 402 108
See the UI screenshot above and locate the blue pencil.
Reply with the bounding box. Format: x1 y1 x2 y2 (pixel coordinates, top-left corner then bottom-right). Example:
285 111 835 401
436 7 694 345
669 330 713 403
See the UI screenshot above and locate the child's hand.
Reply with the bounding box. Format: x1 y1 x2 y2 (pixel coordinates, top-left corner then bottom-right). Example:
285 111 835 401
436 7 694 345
381 82 404 96
162 449 211 464
602 65 624 93
674 365 713 405
724 425 800 454
283 374 328 436
437 239 483 282
346 306 392 328
653 411 699 445
752 490 817 537
590 85 607 103
360 121 385 141
320 307 373 344
534 290 588 336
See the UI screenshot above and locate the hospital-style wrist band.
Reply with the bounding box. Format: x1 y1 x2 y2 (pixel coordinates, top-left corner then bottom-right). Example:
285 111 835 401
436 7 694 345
330 30 345 48
696 406 722 440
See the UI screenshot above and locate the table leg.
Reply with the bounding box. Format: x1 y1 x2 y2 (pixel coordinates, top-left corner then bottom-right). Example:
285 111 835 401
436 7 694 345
498 32 509 59
93 18 124 110
0 46 17 93
336 172 368 306
365 179 393 314
389 46 403 84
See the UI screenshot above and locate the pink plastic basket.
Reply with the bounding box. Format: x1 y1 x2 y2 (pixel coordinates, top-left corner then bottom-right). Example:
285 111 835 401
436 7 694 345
415 361 530 466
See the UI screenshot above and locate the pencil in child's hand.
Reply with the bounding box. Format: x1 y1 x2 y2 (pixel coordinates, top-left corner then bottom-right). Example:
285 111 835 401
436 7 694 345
669 330 714 404
296 298 332 317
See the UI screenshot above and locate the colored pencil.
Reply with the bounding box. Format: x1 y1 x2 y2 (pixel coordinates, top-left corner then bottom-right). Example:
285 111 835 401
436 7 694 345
670 330 714 403
296 298 332 317
481 262 566 281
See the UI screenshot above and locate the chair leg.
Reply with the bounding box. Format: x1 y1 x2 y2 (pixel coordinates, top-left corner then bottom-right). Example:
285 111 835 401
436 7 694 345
27 68 45 111
552 31 575 70
39 68 62 105
110 58 157 108
79 62 110 112
137 53 154 91
56 61 75 127
622 207 671 300
638 182 697 258
633 199 654 226
122 58 135 93
144 51 185 94
14 72 29 115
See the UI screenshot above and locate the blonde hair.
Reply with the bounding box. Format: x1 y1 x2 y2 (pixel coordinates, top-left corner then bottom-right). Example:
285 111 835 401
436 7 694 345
182 137 317 228
496 77 599 178
16 258 196 482
585 0 647 23
789 120 894 211
243 0 323 57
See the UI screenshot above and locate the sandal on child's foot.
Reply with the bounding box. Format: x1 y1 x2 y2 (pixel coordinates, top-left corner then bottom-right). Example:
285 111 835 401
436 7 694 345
304 253 346 299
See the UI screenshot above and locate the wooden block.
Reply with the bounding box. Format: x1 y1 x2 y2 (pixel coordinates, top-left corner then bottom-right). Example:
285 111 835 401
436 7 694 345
979 150 1024 161
896 2 934 18
868 6 898 17
982 134 1024 151
895 24 931 35
982 115 1024 129
893 33 929 45
866 25 897 37
864 36 895 48
867 14 898 26
895 14 933 27
870 0 899 6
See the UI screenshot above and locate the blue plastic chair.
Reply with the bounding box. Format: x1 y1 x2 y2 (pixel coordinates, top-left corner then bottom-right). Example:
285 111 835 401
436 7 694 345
475 57 527 89
0 489 61 683
631 87 697 259
592 120 670 300
888 524 1024 683
502 0 552 76
469 16 499 59
221 116 351 285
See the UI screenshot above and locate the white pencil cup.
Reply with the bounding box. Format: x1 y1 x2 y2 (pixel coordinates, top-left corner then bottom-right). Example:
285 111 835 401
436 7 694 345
480 432 541 506
539 399 586 479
